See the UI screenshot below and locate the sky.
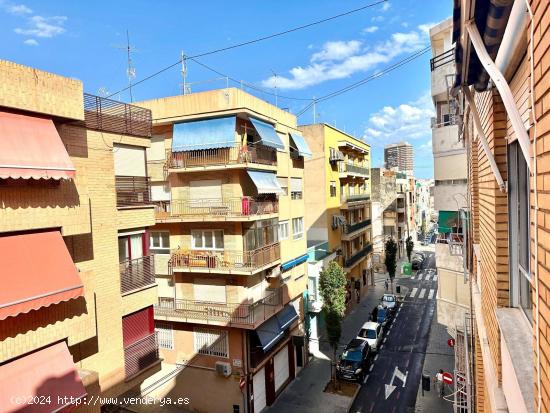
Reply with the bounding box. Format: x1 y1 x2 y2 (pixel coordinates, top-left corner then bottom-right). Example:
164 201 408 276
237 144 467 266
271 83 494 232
0 0 452 178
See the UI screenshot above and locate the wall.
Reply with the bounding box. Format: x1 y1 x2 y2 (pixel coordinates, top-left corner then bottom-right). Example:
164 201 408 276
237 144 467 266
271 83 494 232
434 153 468 180
434 183 468 211
432 125 464 153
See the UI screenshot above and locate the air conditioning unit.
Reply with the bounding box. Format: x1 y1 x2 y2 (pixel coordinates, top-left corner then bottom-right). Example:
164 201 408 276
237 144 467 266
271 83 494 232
215 361 232 377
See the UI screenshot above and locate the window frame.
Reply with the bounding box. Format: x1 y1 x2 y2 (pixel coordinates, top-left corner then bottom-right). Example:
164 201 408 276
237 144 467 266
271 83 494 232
277 176 289 196
292 217 304 240
278 220 289 241
155 321 174 350
330 181 337 197
194 328 229 358
149 230 170 254
191 229 224 251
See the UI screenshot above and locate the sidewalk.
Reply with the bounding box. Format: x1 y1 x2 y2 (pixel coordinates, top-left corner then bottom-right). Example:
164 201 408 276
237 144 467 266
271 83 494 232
267 274 408 413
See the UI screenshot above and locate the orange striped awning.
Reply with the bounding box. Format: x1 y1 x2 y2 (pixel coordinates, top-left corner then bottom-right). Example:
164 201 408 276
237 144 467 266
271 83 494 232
0 111 75 180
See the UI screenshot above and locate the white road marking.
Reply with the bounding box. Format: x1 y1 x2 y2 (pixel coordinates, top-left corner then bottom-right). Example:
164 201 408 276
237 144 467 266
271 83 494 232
374 354 379 361
383 337 387 343
418 288 426 299
363 374 369 384
417 274 423 281
428 289 435 299
410 288 418 298
433 275 438 282
411 275 415 280
424 274 431 282
369 364 374 372
380 344 384 350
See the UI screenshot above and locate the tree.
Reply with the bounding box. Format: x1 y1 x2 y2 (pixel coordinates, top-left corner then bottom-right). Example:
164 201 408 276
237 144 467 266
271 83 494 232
406 236 414 262
385 238 398 292
319 261 347 383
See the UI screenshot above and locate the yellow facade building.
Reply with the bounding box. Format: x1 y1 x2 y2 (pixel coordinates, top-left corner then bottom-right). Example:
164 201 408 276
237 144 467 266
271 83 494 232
136 88 310 413
0 60 159 411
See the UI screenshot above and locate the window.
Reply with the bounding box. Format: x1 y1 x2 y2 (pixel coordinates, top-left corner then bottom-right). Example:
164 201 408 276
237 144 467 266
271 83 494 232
191 230 224 250
244 219 279 250
277 177 288 196
292 217 304 240
508 141 532 323
118 231 145 263
194 328 229 358
150 231 170 254
330 181 337 197
291 178 303 200
278 221 289 240
155 321 174 350
308 277 318 301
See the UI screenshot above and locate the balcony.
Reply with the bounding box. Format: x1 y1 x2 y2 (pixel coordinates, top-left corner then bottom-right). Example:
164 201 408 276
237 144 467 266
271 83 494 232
169 243 281 275
124 333 160 379
115 176 151 208
166 143 277 172
341 193 370 208
82 93 152 138
344 243 373 269
329 148 345 163
154 287 283 328
338 162 370 178
430 48 454 72
154 197 278 222
343 218 372 239
120 255 156 295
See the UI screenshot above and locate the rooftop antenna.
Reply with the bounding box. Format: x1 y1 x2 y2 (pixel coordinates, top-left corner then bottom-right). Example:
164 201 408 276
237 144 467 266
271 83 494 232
180 51 191 95
312 97 317 123
270 69 278 107
115 30 137 102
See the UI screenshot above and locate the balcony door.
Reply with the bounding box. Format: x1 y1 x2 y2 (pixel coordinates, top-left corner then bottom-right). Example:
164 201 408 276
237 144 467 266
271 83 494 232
119 231 146 263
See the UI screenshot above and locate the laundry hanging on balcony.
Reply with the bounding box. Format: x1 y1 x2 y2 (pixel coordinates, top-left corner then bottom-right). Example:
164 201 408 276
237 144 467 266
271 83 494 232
249 118 285 150
172 116 237 151
247 170 284 195
289 131 312 158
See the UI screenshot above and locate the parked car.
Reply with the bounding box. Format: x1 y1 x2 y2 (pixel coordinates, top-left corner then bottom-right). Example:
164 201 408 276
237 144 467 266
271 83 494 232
381 294 397 311
412 254 424 270
336 338 371 382
357 321 383 351
376 305 391 327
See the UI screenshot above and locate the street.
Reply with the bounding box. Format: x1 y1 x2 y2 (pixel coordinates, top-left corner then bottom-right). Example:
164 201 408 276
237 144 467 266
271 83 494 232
350 252 437 413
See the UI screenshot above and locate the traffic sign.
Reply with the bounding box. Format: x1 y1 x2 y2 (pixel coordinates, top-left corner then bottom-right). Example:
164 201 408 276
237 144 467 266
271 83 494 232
448 338 455 347
442 372 453 385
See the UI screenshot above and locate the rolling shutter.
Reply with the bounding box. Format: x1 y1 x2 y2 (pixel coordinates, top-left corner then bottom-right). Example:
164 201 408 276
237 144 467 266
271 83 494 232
151 183 171 201
290 178 302 193
189 180 222 201
274 346 289 392
193 279 226 303
253 368 267 413
122 306 154 347
114 144 146 176
146 136 166 161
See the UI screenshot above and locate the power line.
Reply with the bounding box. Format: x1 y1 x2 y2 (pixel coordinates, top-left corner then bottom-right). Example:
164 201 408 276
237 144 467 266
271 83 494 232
107 0 388 97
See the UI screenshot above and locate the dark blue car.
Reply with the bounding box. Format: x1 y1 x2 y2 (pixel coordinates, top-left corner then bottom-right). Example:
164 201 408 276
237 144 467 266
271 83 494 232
376 306 390 327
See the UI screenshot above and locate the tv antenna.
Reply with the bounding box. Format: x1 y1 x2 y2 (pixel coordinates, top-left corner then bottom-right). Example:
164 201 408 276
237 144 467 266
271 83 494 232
270 69 278 107
180 51 191 95
115 30 137 102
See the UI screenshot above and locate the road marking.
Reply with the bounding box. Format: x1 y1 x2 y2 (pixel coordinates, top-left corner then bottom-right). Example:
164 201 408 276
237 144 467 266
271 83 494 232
428 289 435 299
369 364 374 372
385 366 408 399
433 275 438 282
383 337 387 343
411 275 415 280
417 274 423 281
380 344 384 350
363 374 369 384
374 354 379 361
418 288 426 299
410 288 418 298
424 274 431 281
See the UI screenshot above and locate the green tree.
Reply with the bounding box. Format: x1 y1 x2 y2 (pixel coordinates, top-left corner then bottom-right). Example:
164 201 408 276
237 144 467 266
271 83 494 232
319 261 347 383
406 236 414 262
384 238 398 292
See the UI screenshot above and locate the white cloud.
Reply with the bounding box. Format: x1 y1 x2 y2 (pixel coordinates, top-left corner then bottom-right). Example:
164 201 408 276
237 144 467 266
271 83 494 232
15 15 66 38
261 24 430 90
381 2 391 11
5 3 32 14
362 92 434 147
371 15 385 22
23 38 38 46
362 25 379 34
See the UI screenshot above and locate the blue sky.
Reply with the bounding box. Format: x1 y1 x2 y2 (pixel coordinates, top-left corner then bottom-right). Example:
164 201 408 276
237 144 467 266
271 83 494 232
0 0 452 178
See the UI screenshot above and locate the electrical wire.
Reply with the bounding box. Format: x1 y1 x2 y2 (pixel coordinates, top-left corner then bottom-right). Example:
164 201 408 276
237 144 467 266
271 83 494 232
107 0 388 97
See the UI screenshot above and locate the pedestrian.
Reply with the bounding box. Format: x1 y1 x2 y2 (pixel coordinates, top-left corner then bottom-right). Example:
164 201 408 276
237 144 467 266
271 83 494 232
355 288 360 303
434 369 444 397
384 279 389 291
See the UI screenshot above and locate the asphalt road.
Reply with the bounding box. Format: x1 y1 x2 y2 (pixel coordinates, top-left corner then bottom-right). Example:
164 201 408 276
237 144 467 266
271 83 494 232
350 251 437 413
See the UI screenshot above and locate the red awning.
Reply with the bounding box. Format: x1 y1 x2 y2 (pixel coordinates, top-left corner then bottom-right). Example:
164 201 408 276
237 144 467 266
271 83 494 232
0 231 84 320
0 111 75 180
0 342 87 413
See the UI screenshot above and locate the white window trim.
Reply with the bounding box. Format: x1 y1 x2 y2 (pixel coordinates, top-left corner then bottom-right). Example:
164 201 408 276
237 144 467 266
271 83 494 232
278 221 289 241
155 322 174 350
191 229 225 251
150 230 171 253
292 217 304 240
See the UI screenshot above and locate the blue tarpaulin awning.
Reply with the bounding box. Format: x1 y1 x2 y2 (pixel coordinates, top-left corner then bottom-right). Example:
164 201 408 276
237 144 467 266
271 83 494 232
276 304 299 330
255 304 299 351
250 118 285 150
172 116 237 151
281 254 309 272
289 132 312 158
247 170 284 195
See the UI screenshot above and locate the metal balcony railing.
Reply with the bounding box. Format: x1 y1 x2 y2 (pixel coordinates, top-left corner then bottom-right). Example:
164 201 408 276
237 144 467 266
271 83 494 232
342 193 371 203
83 93 152 138
343 218 372 234
166 143 277 170
155 288 283 327
329 148 345 163
120 255 156 294
431 115 459 128
344 243 373 268
339 163 370 176
169 243 280 273
115 176 151 207
123 333 159 378
154 198 278 220
430 48 455 71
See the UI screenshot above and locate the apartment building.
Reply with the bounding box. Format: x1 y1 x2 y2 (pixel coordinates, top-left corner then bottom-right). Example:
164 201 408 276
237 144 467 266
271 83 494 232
135 89 309 413
300 124 372 307
370 168 398 254
0 61 159 410
395 173 417 252
414 179 434 236
448 0 549 411
384 142 414 175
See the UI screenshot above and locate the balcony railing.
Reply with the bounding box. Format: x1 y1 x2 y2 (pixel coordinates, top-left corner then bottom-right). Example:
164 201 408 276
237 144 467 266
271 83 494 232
339 163 370 176
83 93 152 138
154 197 278 220
155 287 283 327
120 255 156 294
342 193 371 203
344 243 373 268
431 115 459 128
166 143 277 170
169 243 280 273
124 333 159 378
329 148 345 163
115 176 151 207
430 48 455 71
344 218 372 234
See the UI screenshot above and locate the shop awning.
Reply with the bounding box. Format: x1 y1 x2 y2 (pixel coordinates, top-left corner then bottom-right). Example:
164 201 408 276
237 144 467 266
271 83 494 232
247 170 284 195
281 254 309 272
250 119 285 150
438 211 460 234
0 231 84 320
172 116 237 151
276 304 299 330
0 111 76 180
289 132 312 158
256 316 285 352
0 342 87 413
